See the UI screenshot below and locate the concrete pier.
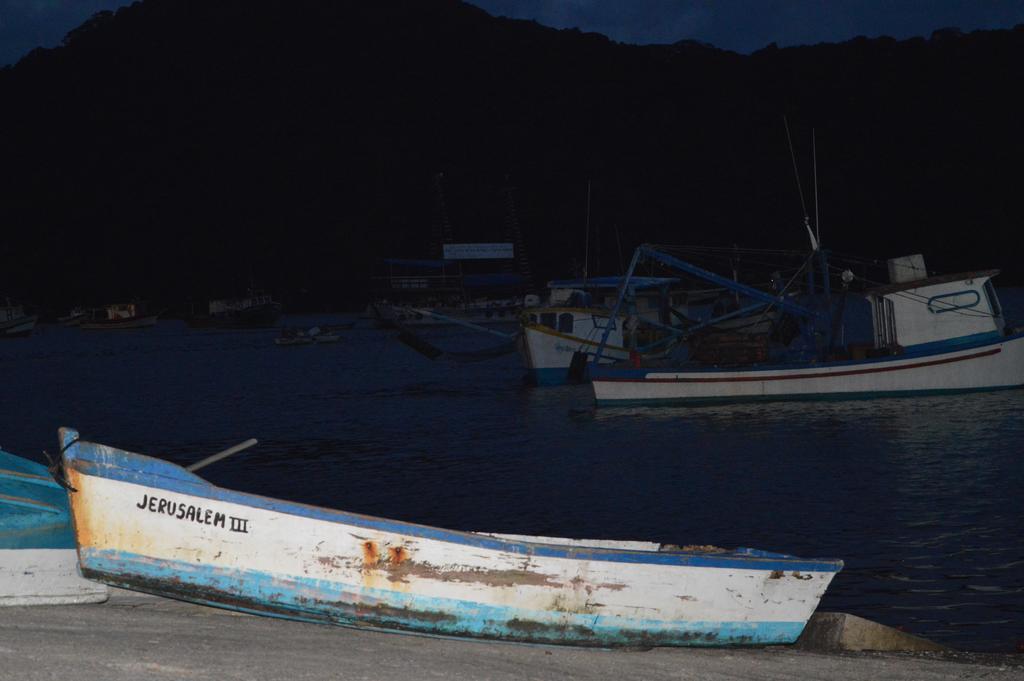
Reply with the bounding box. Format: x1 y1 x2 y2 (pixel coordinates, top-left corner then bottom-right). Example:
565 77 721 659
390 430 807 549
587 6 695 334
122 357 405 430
1 590 1020 680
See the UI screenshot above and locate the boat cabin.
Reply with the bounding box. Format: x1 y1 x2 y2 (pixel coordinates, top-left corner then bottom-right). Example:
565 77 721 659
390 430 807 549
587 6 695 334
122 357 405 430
1 303 26 323
209 293 276 316
100 302 146 320
523 277 678 335
865 255 1005 352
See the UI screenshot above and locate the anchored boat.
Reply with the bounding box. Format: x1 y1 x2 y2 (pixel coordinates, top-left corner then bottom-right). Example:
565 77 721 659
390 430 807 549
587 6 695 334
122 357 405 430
186 291 282 329
1 447 107 605
80 302 160 330
59 427 841 646
1 300 37 338
590 245 1024 405
520 276 692 385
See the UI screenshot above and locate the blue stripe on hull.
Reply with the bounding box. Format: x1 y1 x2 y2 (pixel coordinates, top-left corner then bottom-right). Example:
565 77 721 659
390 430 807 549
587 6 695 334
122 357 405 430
81 548 807 647
594 383 1024 408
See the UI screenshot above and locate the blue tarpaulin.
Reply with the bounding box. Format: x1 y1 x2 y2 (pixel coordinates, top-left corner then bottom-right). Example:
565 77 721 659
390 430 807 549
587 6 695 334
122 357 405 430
383 258 454 268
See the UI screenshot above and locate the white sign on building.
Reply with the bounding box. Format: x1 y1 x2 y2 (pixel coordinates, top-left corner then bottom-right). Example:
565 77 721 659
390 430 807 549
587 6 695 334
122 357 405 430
442 243 514 260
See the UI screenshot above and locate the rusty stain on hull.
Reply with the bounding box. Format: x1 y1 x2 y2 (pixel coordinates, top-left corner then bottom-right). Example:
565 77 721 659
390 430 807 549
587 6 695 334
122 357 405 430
361 541 379 567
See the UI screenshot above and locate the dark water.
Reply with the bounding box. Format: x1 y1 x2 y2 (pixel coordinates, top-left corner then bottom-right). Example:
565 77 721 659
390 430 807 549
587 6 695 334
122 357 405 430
2 295 1022 652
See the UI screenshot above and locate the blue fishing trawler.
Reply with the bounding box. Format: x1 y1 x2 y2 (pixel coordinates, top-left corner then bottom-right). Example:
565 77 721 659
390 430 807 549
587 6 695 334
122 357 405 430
590 245 1024 405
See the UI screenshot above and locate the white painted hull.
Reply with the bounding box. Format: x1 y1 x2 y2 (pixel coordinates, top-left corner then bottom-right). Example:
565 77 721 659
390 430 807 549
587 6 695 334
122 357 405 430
520 320 628 384
0 314 37 337
79 315 159 330
593 335 1024 404
0 548 108 606
63 431 841 646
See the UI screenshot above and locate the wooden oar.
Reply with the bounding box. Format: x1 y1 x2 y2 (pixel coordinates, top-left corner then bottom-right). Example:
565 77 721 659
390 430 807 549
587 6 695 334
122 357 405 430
187 439 258 472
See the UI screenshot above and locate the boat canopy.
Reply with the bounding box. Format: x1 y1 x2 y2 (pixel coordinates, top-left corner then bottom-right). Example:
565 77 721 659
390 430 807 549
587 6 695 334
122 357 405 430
546 276 679 290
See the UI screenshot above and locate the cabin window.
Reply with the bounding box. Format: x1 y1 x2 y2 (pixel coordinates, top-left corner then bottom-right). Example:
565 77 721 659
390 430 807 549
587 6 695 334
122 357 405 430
983 280 1002 318
872 296 897 348
540 312 556 329
926 290 980 314
558 313 574 333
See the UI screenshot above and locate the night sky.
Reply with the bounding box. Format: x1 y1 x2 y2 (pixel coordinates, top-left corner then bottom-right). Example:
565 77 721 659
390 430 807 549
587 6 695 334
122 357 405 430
3 0 1024 66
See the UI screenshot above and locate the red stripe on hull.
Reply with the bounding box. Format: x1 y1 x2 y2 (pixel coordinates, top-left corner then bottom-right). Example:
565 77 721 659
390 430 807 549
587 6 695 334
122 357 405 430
595 347 1001 384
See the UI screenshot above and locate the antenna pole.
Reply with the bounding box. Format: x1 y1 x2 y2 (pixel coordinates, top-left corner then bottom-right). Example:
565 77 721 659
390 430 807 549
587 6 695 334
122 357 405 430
784 116 818 251
813 128 820 247
584 179 591 283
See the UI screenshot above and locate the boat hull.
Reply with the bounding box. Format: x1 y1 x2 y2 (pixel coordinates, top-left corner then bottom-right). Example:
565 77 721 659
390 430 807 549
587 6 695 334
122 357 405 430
0 314 37 338
592 334 1024 405
371 303 520 328
0 449 108 605
0 548 108 605
79 314 159 330
519 309 628 385
186 303 282 329
62 430 840 646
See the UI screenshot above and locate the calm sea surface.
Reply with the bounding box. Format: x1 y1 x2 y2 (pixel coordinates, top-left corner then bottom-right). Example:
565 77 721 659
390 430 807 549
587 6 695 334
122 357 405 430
2 291 1022 651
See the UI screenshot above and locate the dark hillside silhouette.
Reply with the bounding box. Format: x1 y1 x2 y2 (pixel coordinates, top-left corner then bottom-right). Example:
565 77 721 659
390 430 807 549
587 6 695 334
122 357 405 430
2 0 1021 311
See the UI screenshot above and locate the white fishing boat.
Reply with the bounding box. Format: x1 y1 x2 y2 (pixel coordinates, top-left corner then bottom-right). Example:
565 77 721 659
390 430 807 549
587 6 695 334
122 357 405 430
590 246 1024 405
1 447 108 605
519 277 679 385
57 307 88 326
1 300 37 338
58 427 841 646
186 291 282 329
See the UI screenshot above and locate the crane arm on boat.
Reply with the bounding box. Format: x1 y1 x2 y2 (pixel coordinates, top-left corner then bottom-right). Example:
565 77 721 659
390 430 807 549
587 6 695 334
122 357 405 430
593 245 821 364
637 246 818 320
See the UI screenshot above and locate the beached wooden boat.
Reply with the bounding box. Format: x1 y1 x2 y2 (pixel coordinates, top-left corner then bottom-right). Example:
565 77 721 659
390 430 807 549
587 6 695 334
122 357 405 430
1 448 108 605
59 427 841 646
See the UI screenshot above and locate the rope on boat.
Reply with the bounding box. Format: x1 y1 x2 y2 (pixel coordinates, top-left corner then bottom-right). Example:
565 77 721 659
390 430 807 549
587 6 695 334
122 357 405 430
42 436 79 493
394 320 520 363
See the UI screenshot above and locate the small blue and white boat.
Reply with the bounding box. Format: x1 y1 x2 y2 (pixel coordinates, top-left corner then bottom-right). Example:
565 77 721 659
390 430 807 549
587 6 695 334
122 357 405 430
1 447 108 605
60 428 841 646
519 276 679 385
590 246 1024 405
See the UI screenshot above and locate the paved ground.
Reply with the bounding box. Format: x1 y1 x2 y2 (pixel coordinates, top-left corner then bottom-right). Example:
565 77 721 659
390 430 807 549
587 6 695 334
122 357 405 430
1 590 1020 680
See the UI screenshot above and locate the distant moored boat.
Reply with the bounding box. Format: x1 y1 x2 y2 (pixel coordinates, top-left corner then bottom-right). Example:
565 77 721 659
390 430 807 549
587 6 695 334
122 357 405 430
186 291 282 329
0 300 37 338
79 302 160 330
